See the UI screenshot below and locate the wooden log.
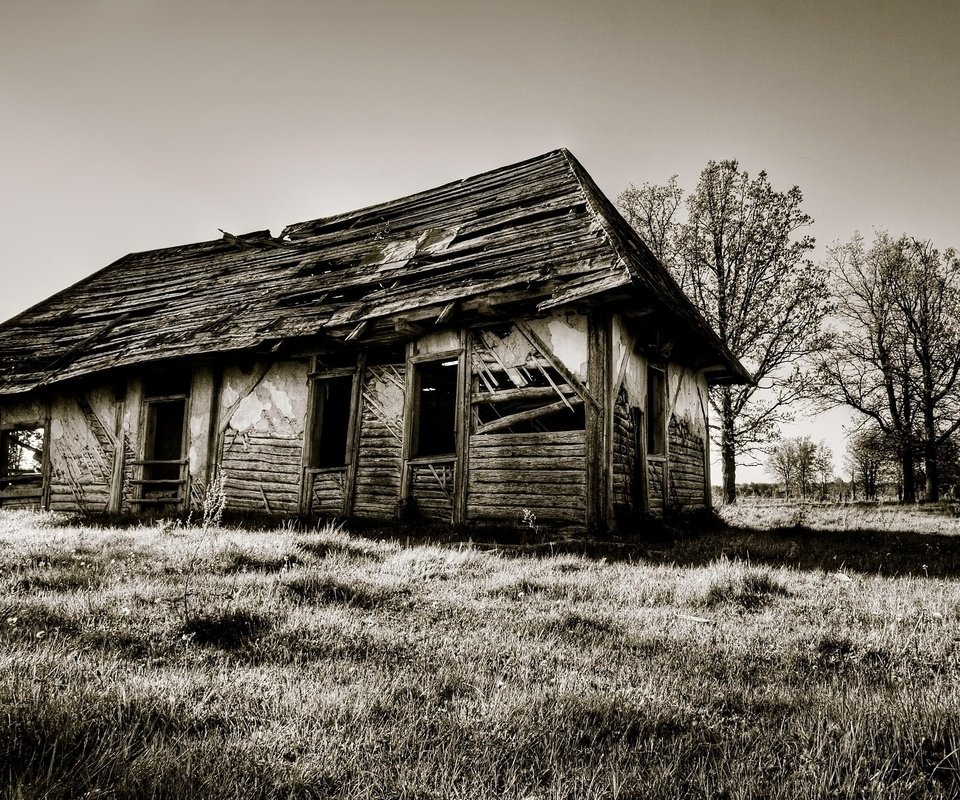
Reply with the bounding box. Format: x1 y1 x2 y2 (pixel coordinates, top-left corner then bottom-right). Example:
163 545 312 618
468 470 585 486
471 384 576 404
473 396 584 436
469 430 585 447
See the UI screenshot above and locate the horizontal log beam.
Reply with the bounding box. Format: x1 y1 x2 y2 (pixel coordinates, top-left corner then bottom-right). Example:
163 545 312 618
474 397 583 436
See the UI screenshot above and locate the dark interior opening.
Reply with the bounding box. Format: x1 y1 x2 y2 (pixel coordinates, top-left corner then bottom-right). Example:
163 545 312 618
312 375 354 468
144 398 187 487
415 359 458 457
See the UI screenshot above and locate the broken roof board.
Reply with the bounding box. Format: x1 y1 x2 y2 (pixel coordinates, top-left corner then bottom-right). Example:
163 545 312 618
0 149 749 395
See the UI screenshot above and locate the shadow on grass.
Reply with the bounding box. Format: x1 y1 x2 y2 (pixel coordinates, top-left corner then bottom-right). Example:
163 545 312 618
17 506 960 579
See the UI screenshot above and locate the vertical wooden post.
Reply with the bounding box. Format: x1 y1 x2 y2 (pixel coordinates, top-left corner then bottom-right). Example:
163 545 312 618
586 312 610 533
299 356 318 515
700 378 713 509
398 341 418 517
41 396 53 512
453 330 471 525
107 398 125 514
342 350 367 518
204 365 223 489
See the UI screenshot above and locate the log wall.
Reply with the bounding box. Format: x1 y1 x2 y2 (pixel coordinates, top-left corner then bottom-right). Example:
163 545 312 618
410 461 455 522
611 387 637 515
466 430 586 524
668 415 706 509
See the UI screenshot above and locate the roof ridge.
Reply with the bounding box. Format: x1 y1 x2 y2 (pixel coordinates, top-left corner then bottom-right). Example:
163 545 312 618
281 148 570 239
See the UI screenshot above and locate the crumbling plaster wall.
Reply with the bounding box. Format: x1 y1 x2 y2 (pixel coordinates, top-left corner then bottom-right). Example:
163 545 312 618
218 360 309 514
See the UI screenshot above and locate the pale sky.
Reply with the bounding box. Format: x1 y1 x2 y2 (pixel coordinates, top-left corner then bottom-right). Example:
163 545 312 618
1 0 957 483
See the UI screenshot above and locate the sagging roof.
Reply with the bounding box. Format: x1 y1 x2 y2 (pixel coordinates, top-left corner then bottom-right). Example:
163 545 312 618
0 149 750 395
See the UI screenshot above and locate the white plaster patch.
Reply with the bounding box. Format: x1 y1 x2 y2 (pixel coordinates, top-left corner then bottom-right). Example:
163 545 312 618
221 384 240 408
417 329 460 355
50 419 64 441
231 390 271 432
545 315 588 379
190 414 206 438
265 379 294 419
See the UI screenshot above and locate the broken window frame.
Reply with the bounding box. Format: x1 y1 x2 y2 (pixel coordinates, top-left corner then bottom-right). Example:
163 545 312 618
470 327 586 435
132 374 191 509
0 422 49 507
409 352 460 462
306 367 358 472
646 364 667 457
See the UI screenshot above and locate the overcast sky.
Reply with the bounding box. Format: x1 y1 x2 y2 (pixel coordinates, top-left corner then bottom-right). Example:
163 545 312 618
2 0 957 482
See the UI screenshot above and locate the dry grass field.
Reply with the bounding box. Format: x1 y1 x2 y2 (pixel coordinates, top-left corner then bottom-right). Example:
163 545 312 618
2 506 960 799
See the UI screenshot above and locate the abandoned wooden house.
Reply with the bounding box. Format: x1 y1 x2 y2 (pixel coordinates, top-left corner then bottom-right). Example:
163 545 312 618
0 149 748 530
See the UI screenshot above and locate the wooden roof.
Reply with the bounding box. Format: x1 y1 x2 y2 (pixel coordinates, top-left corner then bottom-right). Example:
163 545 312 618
0 149 749 395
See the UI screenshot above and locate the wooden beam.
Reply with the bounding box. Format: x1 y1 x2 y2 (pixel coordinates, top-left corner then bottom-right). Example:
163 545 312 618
342 349 367 518
585 312 610 533
512 318 601 413
472 384 576 404
453 329 470 525
474 397 583 436
435 301 457 325
398 341 417 518
394 317 424 337
345 321 368 342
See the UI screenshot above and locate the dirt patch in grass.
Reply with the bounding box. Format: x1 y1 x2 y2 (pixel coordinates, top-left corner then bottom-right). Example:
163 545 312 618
538 612 624 642
181 609 275 649
279 573 407 609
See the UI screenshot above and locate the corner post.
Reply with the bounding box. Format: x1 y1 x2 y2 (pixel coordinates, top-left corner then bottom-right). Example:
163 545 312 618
586 311 610 533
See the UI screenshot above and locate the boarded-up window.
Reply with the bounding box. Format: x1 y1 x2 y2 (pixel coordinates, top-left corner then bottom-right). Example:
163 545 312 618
414 359 458 457
310 375 354 468
647 366 666 456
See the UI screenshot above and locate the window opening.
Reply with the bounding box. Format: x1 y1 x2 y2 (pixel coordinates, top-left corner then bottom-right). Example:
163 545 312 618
0 427 45 493
647 366 666 456
310 375 354 468
140 370 190 501
472 350 585 434
414 359 458 457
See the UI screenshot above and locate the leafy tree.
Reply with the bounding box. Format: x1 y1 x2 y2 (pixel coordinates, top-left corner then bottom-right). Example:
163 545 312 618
818 233 960 501
619 162 828 503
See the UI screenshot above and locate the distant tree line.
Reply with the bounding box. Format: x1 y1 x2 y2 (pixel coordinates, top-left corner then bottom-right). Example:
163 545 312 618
619 166 959 505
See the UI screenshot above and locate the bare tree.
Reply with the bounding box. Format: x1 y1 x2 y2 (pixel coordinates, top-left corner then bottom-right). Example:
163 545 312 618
766 435 832 499
818 233 960 502
844 425 897 501
619 161 828 504
889 239 960 500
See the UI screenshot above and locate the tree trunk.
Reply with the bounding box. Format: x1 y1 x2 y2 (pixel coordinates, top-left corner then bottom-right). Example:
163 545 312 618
900 437 917 503
923 406 938 502
720 387 737 504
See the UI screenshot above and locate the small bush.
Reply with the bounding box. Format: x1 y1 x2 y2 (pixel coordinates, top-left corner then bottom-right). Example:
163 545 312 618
690 560 790 610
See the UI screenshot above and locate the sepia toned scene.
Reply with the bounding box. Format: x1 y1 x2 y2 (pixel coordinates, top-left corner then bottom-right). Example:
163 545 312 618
1 1 959 797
